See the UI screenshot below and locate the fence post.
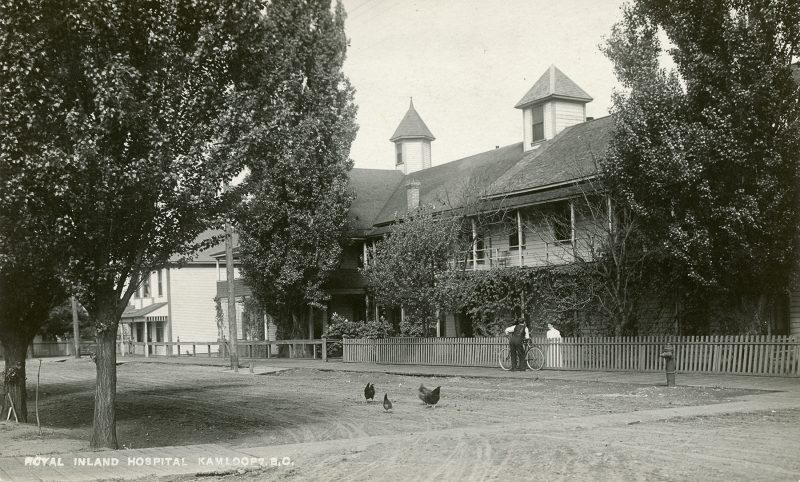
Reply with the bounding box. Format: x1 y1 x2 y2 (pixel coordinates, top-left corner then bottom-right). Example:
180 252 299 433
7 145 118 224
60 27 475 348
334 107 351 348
322 338 327 362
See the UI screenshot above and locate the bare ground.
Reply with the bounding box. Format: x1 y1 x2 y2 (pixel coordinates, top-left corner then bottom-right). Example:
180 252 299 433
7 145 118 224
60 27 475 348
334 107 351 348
2 358 799 481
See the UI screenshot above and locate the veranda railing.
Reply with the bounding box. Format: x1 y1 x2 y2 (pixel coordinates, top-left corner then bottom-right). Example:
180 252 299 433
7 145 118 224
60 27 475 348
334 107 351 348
342 335 800 377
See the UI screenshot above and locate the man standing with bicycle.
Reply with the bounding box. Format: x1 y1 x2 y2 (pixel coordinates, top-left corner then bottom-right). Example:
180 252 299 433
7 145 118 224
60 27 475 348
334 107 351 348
504 319 530 371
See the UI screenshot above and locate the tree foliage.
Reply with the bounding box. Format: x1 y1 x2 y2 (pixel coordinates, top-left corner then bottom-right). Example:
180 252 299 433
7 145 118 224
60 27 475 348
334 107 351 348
37 299 93 341
0 0 261 448
235 0 357 339
362 206 463 336
602 0 800 333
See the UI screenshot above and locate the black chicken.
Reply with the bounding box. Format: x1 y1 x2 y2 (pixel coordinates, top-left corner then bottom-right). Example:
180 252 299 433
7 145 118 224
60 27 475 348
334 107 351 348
383 393 392 412
418 384 441 408
364 383 375 402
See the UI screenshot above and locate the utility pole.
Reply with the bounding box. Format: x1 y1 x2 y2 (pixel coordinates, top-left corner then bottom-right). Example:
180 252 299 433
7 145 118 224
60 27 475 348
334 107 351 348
71 296 80 358
225 221 239 372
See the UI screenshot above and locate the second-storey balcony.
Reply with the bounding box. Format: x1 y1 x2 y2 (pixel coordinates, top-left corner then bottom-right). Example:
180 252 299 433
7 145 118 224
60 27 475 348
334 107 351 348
454 236 597 271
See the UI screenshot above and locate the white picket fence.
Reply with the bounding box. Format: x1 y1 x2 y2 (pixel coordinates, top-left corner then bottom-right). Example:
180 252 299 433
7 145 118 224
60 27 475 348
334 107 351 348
342 335 800 377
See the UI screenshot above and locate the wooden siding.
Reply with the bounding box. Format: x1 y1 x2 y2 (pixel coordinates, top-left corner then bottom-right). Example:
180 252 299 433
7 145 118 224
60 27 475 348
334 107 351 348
403 139 424 173
553 100 586 134
422 141 431 170
522 107 533 150
169 265 223 343
130 270 169 310
343 335 800 377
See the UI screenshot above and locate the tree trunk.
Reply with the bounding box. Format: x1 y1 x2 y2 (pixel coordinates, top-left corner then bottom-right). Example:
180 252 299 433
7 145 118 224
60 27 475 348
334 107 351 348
91 323 118 449
1 336 29 423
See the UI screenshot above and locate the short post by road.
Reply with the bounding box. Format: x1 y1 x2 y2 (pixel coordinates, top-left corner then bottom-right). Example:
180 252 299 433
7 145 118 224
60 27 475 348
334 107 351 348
659 344 676 387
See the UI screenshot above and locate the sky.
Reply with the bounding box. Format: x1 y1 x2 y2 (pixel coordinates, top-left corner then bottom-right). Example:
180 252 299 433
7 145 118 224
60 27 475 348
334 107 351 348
340 0 627 170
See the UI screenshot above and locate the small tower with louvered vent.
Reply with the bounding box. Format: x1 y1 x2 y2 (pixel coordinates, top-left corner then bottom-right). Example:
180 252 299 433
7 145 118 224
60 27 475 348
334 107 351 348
515 65 592 151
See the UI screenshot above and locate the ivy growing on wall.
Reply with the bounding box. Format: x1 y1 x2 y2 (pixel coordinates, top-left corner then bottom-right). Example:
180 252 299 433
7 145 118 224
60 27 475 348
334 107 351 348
438 265 590 336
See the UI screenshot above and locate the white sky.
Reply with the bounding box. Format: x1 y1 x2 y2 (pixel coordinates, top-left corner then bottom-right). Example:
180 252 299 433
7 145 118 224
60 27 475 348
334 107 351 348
341 0 626 170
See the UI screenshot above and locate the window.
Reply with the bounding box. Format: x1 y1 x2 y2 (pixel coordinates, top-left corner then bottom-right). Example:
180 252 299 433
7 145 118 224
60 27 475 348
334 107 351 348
552 202 572 243
157 270 163 297
142 274 151 298
531 104 544 143
395 143 403 166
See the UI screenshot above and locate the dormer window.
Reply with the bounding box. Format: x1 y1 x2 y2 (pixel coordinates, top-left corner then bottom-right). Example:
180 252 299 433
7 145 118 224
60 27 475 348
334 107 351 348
531 104 544 143
395 143 403 165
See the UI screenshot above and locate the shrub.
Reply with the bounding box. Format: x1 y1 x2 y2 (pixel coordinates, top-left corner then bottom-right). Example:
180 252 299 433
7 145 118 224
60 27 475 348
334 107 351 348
323 313 393 356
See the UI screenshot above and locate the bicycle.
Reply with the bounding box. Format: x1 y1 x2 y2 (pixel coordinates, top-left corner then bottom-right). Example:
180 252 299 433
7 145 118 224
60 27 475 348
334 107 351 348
498 339 545 371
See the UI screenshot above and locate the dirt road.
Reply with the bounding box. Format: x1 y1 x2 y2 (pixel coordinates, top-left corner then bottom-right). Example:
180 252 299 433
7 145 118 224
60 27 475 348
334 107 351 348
2 358 799 481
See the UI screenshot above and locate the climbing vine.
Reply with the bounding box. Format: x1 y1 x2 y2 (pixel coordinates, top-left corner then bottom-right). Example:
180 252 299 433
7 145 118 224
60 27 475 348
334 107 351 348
438 265 590 336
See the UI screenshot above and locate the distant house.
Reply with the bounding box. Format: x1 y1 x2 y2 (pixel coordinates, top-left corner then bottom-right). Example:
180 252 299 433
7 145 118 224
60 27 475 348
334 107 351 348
119 236 246 353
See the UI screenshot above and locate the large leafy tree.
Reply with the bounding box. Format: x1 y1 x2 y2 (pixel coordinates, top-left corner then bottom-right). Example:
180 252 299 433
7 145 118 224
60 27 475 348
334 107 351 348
602 0 800 333
236 0 357 340
0 214 67 422
0 0 259 448
363 206 463 336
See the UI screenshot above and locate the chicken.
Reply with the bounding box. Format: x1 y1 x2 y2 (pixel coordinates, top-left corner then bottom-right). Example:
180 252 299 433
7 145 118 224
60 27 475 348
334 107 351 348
383 393 392 412
364 383 375 402
418 384 441 408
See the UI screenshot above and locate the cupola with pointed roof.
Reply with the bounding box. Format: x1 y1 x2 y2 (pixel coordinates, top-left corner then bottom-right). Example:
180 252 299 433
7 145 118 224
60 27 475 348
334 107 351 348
515 65 592 151
390 98 435 174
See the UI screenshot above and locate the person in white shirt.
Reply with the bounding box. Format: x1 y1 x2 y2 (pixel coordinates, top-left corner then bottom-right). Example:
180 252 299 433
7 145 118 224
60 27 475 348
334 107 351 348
504 320 530 371
546 323 562 367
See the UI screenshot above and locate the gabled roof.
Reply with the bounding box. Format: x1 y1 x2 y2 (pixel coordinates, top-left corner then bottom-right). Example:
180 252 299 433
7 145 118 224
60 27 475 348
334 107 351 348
389 99 435 142
348 168 405 235
488 116 612 196
515 65 593 109
372 142 525 225
169 229 233 265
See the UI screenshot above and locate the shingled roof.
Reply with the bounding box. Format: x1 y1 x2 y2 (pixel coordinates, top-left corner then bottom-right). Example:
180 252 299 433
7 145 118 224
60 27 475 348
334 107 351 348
488 115 612 196
372 142 525 225
347 168 405 235
515 65 593 109
389 99 435 141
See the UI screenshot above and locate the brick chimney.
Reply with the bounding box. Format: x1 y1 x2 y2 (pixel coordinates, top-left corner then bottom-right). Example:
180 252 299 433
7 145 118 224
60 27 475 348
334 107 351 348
406 179 421 211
